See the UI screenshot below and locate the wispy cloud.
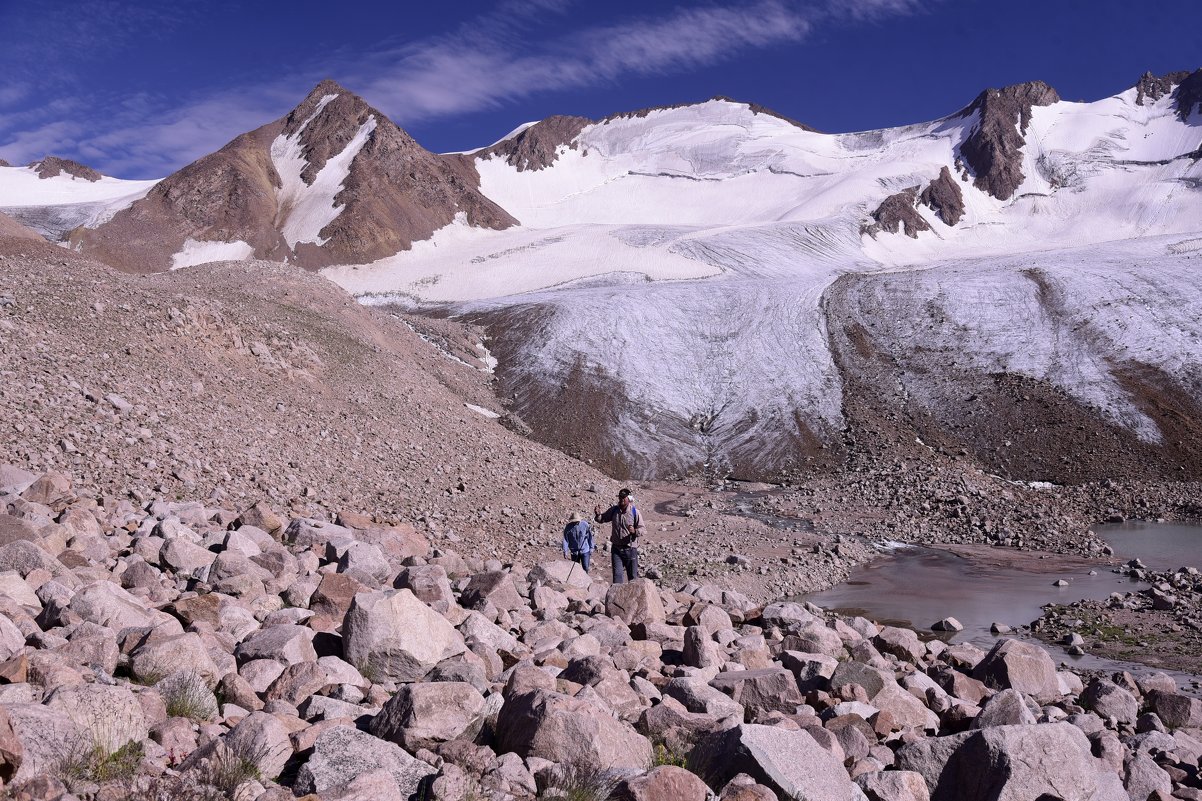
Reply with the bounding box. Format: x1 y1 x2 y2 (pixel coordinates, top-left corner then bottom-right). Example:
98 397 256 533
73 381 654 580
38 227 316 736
0 0 924 177
351 1 814 124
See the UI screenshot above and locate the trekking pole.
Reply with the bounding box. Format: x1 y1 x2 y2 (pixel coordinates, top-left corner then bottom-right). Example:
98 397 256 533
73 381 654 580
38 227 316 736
566 560 576 584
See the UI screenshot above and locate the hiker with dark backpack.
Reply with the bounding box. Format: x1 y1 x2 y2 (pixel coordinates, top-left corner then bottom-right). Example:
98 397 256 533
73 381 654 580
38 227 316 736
562 512 595 572
594 487 644 584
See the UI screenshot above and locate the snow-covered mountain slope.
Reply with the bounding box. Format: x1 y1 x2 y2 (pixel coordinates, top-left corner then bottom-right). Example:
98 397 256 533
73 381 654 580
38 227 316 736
0 162 157 240
324 70 1202 479
71 80 515 273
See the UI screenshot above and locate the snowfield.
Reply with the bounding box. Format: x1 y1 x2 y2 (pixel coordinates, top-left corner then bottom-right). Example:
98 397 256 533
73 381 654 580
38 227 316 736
4 80 1199 476
325 88 1202 475
0 164 157 239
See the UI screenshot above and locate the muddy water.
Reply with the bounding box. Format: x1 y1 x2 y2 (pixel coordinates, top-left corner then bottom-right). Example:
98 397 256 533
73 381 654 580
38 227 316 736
804 545 1142 650
803 534 1202 686
1096 520 1202 571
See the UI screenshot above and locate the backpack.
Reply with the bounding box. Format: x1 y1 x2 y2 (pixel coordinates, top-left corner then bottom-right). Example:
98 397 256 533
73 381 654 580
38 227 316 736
564 520 593 553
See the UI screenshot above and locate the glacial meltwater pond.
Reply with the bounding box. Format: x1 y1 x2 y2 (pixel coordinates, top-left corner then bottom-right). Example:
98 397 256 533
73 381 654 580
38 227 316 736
803 545 1142 651
803 521 1202 682
1095 520 1202 571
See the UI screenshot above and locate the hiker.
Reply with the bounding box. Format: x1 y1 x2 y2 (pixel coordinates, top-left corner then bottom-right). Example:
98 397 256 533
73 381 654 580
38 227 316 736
562 511 595 572
594 487 644 584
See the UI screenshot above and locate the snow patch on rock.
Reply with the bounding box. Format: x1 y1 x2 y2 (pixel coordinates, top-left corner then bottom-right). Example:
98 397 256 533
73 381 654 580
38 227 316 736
170 238 255 269
272 94 380 249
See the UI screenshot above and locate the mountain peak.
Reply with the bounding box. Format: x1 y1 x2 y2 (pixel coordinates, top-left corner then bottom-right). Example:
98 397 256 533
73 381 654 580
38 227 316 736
73 79 515 272
708 96 818 132
599 95 816 132
308 78 350 97
957 80 1060 201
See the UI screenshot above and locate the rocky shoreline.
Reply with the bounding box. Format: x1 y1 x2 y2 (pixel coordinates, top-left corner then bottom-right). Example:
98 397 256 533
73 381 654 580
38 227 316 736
0 465 1199 801
1035 560 1202 675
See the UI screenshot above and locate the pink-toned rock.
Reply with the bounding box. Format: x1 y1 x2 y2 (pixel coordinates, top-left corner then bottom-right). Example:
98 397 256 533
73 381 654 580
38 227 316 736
606 579 666 627
343 590 466 683
495 689 652 771
616 765 710 801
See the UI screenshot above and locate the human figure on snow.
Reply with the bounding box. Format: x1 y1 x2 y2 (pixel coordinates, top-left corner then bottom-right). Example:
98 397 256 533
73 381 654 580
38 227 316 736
594 487 644 584
562 512 595 573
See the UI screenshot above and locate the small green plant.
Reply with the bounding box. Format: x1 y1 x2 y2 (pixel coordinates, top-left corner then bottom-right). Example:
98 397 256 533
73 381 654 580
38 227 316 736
203 747 262 795
651 742 689 769
355 659 382 685
160 672 218 721
537 760 621 801
201 733 283 795
57 737 145 787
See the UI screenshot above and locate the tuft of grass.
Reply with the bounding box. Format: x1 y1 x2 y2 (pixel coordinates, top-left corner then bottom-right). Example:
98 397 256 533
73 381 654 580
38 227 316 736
538 761 621 801
57 737 145 788
355 659 382 685
198 733 283 795
160 671 218 721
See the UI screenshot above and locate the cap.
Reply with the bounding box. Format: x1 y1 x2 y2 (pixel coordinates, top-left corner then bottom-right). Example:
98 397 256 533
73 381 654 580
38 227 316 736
618 488 632 499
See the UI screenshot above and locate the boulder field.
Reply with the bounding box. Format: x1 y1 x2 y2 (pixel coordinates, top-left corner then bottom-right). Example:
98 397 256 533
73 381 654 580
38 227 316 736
0 465 1198 801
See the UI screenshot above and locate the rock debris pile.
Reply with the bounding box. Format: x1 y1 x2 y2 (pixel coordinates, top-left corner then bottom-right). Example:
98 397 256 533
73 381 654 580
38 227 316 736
0 467 1198 801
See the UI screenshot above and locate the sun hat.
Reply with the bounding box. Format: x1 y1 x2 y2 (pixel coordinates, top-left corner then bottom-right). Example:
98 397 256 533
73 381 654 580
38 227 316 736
568 512 582 523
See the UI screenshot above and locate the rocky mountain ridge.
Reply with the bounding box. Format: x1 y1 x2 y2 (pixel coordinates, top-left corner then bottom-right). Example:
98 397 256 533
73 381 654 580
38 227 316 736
70 81 514 273
7 69 1202 481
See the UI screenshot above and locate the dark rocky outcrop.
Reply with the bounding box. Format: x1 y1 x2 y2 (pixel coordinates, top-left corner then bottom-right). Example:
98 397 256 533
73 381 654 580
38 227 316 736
0 159 10 168
957 81 1061 201
476 115 593 171
72 79 517 273
1172 68 1202 119
29 156 101 182
862 187 930 238
1134 70 1192 105
918 166 965 226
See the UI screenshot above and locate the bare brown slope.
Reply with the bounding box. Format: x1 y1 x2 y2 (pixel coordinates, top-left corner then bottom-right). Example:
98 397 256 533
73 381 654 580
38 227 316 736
73 80 516 273
0 248 611 545
70 122 286 273
0 210 43 241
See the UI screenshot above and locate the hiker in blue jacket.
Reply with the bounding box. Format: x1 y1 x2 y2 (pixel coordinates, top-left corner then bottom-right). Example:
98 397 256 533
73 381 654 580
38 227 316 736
594 487 644 584
562 512 595 572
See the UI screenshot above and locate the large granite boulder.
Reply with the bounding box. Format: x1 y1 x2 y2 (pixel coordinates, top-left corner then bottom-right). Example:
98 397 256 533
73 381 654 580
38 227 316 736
294 725 436 797
1081 678 1139 724
495 689 652 771
971 639 1061 703
690 724 856 800
606 579 667 627
370 681 486 751
904 722 1115 801
343 589 466 682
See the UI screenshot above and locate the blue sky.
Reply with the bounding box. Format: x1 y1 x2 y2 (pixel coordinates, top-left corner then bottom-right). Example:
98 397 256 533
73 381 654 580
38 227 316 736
1 0 1198 179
